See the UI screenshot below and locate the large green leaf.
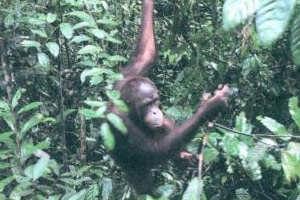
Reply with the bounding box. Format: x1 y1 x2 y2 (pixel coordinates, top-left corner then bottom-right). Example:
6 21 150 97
0 176 14 193
66 11 95 25
282 142 300 181
223 0 260 30
291 9 300 66
18 102 43 114
100 123 115 151
37 53 50 68
12 88 26 108
47 13 57 23
257 116 291 140
21 114 44 135
107 113 127 135
70 35 91 44
182 178 202 200
46 42 60 57
78 45 102 55
69 189 87 200
60 23 74 39
21 40 41 48
100 178 113 200
288 97 300 130
24 153 50 180
256 0 297 46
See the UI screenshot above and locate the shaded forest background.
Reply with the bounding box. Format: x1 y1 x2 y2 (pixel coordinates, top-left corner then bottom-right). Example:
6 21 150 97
1 0 300 199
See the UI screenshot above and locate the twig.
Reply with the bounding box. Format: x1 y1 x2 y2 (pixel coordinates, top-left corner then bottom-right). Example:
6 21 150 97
80 112 87 164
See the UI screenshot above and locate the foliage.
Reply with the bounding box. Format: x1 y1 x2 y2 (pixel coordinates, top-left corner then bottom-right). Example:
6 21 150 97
1 0 300 199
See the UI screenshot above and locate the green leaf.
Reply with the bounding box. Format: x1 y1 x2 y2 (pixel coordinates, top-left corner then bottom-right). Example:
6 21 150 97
106 90 120 100
221 133 240 156
70 35 91 44
107 113 127 135
182 178 202 200
60 23 74 39
25 153 50 180
47 13 57 23
0 132 13 142
31 29 47 38
0 100 9 111
28 17 45 25
98 19 120 26
80 68 111 83
289 97 300 130
78 45 102 55
100 178 113 200
100 123 115 151
4 14 14 28
33 154 50 180
105 36 121 44
236 188 251 200
84 100 107 107
282 142 300 181
108 55 127 62
37 53 50 67
90 29 107 39
21 114 44 134
12 88 26 108
66 11 95 25
112 99 129 113
46 42 59 57
257 116 291 140
0 176 14 193
21 40 41 48
256 0 297 46
291 9 300 66
222 0 260 30
79 108 105 119
0 162 10 170
18 102 43 114
69 189 87 200
73 21 93 30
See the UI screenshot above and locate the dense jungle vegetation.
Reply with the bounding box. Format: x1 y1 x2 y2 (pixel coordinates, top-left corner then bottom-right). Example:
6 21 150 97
1 0 300 199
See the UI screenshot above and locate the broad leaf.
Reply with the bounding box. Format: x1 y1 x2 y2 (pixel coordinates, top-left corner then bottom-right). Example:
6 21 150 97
21 40 41 48
282 142 300 181
291 9 300 66
182 178 202 200
84 100 107 107
46 42 60 57
256 0 297 46
288 97 300 130
257 116 291 140
223 0 260 30
21 114 44 134
0 100 9 111
69 189 87 200
47 13 57 23
0 176 14 193
90 29 107 39
66 11 95 25
18 102 43 114
37 53 50 67
107 113 127 135
100 178 113 200
100 123 115 151
12 88 26 108
70 35 91 44
31 29 47 38
33 154 50 180
78 45 102 55
60 23 73 39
